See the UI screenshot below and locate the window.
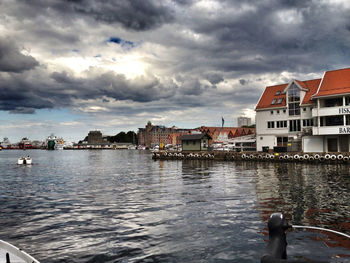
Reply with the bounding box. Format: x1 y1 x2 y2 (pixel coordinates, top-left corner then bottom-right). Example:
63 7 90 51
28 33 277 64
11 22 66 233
276 120 287 128
347 115 350 125
320 116 344 126
271 99 277 105
303 108 306 112
277 98 283 104
277 137 288 146
302 119 314 127
270 111 273 114
277 110 280 114
268 121 275 128
289 120 301 132
346 97 350 106
283 109 286 113
288 84 300 116
275 91 281 95
324 98 343 107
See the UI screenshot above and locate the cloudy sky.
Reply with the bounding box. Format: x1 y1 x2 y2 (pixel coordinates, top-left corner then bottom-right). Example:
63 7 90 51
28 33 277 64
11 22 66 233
1 0 350 142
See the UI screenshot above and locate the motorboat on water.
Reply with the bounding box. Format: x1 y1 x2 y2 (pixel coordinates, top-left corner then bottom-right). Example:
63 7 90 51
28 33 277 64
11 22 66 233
17 156 32 165
0 239 39 263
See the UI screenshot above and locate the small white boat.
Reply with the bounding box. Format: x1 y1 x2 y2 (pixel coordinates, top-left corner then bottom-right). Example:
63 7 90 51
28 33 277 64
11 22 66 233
0 239 39 263
17 157 32 165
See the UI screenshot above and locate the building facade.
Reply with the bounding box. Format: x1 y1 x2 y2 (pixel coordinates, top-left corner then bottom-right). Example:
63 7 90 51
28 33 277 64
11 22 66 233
138 121 191 148
255 67 350 153
181 134 211 151
237 117 251 127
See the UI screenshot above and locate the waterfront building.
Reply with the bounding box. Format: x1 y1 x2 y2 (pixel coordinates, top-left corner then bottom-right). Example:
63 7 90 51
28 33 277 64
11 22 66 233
197 126 255 143
255 67 350 152
237 117 251 127
138 121 191 148
181 133 211 151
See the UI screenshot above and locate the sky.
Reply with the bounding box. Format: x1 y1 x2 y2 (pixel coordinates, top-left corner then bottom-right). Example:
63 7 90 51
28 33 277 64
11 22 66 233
1 0 350 143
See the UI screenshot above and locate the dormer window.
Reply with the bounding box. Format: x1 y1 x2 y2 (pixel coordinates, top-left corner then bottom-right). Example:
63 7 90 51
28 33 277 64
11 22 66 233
271 99 277 105
277 98 283 104
275 91 281 95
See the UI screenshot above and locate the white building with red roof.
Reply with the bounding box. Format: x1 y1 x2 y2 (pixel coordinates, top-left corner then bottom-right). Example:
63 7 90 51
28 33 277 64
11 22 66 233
255 67 350 153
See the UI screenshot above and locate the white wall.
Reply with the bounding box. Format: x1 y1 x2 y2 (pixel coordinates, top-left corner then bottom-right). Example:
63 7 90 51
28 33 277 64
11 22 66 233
302 136 324 152
257 135 275 151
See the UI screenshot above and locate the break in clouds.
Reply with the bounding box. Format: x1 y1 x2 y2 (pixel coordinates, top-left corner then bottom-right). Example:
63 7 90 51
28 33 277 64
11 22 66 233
0 0 350 118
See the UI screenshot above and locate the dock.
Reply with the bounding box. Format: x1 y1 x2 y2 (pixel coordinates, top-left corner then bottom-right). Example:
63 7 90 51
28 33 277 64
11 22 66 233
152 151 350 164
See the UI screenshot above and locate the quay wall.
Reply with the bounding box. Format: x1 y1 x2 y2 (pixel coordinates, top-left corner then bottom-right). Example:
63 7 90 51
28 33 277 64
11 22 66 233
152 151 350 164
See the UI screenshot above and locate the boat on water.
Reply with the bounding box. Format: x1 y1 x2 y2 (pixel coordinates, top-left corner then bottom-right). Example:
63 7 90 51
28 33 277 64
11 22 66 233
0 239 39 263
17 156 32 165
46 134 66 150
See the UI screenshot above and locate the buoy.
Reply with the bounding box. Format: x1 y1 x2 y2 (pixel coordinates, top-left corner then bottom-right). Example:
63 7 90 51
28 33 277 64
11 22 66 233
249 154 254 159
309 156 314 161
303 154 309 160
279 156 284 160
344 156 349 161
337 154 343 160
241 153 247 159
320 155 325 161
293 154 300 160
330 154 336 160
269 154 275 159
325 154 331 160
314 154 320 160
258 155 263 159
283 155 289 160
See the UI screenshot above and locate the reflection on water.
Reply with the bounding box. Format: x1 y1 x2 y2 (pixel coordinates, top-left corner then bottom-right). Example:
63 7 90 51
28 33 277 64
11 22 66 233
0 150 349 262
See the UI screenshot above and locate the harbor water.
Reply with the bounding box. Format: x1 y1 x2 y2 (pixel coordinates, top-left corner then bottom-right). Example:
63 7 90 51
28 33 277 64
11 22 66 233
0 150 349 262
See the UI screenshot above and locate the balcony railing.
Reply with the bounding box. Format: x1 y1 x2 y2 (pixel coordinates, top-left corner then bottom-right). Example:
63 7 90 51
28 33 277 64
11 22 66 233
313 126 350 135
312 106 350 117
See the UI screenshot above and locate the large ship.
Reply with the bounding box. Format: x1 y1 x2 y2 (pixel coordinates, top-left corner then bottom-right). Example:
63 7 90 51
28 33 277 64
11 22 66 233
46 134 56 150
18 137 33 149
46 134 66 150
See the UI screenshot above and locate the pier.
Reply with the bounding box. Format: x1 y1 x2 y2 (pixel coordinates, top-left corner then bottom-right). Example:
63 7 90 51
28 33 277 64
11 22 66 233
152 151 350 164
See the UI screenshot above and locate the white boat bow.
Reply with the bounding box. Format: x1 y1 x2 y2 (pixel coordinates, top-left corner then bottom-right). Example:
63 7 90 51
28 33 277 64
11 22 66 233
0 240 39 263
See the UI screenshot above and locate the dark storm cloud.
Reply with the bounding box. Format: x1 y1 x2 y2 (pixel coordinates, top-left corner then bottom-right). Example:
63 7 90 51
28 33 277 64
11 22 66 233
0 38 39 73
1 0 350 117
177 0 350 75
0 69 177 113
7 0 174 31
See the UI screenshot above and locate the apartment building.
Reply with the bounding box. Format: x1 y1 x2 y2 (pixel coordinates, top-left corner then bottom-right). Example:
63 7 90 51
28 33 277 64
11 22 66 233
255 67 350 153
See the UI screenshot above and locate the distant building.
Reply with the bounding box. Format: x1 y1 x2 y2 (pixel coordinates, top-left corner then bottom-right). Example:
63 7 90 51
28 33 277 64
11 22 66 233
138 121 191 148
197 126 255 143
88 130 103 144
181 133 211 151
237 117 251 127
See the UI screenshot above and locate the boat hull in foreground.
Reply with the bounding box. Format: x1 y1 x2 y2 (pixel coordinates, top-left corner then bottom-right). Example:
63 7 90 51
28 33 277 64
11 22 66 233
0 240 39 263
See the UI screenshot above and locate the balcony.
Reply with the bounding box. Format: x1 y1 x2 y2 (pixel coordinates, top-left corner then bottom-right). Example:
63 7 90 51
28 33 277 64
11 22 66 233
313 126 350 135
312 106 350 117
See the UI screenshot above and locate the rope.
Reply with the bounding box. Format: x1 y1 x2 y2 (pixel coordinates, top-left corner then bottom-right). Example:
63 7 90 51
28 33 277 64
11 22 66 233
292 225 350 239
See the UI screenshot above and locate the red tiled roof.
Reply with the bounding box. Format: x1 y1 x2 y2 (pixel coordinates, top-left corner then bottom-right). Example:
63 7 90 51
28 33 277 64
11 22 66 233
300 79 321 104
255 84 287 110
312 68 350 98
256 78 322 110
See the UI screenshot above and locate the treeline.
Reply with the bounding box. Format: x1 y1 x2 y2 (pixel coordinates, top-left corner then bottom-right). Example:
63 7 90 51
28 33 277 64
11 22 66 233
107 131 137 144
